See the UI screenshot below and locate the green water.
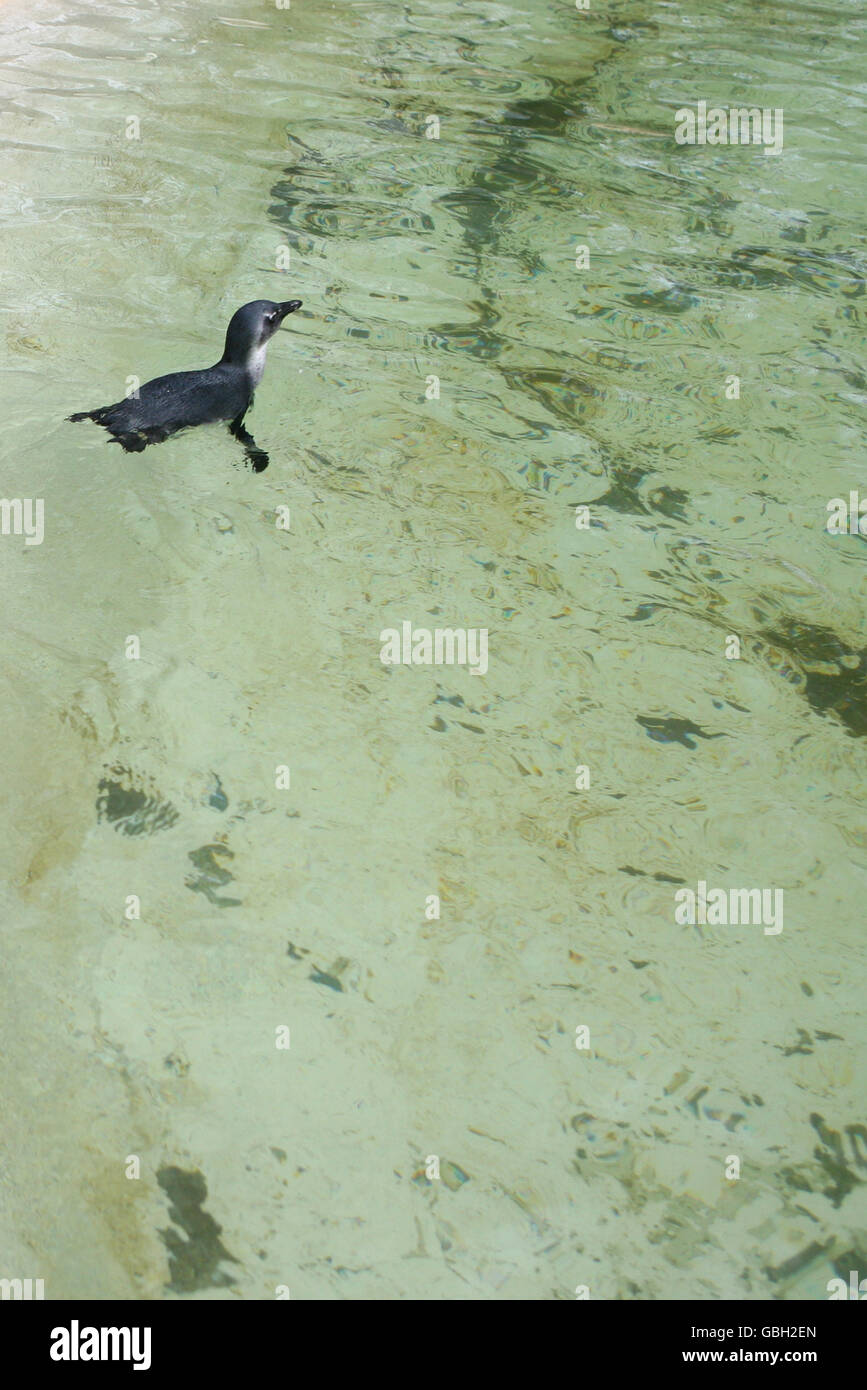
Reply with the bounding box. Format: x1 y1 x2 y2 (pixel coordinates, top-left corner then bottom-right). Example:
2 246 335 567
0 0 864 1299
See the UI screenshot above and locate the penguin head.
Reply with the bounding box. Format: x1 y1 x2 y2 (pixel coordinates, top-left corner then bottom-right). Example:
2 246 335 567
221 299 302 366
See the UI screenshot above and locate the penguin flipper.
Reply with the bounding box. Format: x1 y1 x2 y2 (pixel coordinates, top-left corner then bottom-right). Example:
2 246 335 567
229 414 269 472
108 431 150 453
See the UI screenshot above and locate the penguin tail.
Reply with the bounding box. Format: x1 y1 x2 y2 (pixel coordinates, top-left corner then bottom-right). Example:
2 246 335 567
67 406 148 451
68 406 113 424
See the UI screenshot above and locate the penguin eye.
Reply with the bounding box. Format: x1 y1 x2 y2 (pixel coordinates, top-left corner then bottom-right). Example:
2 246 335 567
266 312 277 324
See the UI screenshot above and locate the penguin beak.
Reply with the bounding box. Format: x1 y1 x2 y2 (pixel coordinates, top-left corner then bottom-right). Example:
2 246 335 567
277 300 302 323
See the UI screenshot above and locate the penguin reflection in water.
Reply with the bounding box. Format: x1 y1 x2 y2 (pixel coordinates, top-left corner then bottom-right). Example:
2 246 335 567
68 299 302 472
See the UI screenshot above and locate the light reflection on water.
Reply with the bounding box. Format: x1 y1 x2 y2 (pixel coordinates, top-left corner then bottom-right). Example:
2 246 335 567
0 0 864 1299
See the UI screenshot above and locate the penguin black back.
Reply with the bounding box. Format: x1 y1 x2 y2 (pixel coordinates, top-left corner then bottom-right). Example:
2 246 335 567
68 298 302 470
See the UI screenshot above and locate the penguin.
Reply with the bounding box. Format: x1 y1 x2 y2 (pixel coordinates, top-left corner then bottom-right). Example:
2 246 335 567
68 299 302 472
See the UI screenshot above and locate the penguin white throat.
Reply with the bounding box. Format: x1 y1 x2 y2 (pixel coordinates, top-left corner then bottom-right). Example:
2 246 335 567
246 342 270 388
